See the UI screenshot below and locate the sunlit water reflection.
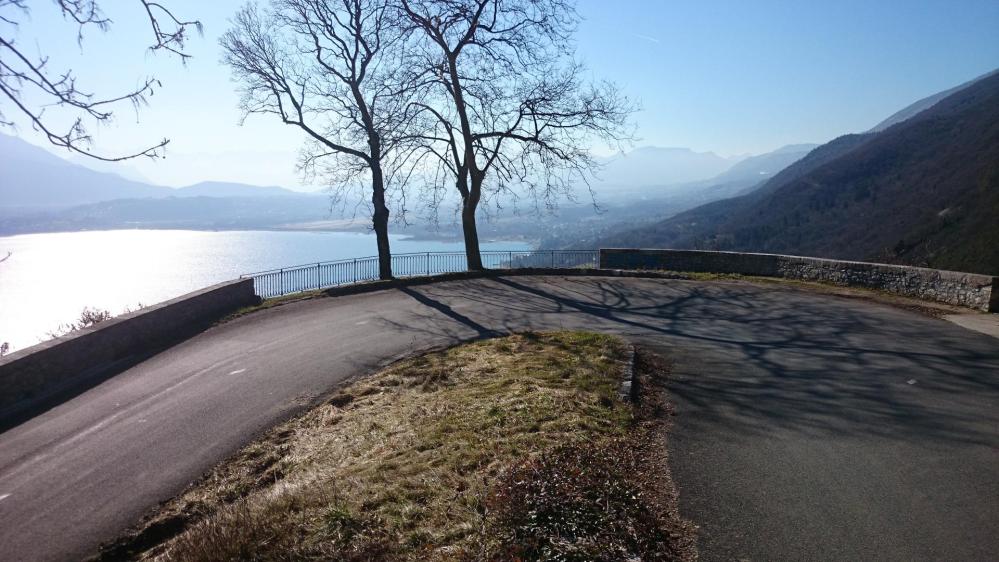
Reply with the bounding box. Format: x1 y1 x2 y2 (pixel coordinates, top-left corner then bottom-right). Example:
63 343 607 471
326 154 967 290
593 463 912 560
0 230 530 352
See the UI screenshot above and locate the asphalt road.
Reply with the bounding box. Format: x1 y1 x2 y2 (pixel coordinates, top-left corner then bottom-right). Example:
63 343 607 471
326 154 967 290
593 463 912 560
1 276 997 561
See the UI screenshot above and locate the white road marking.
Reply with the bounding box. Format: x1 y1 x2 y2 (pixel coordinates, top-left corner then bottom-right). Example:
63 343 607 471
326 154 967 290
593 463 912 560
228 369 247 375
355 320 369 325
0 494 11 502
907 379 917 385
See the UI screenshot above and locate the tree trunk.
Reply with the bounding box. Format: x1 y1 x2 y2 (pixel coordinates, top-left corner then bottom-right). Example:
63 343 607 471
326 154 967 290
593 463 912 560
371 164 393 280
461 188 483 271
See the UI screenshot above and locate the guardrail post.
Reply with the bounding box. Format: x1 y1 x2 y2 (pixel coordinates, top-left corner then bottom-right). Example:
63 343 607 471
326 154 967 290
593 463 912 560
353 259 357 283
280 269 284 295
426 252 431 275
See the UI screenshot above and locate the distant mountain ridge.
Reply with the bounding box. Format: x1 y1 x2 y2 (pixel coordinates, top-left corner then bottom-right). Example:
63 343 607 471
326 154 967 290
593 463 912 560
593 146 743 196
3 132 753 212
868 68 999 133
603 69 999 275
0 134 169 208
4 130 798 237
0 195 335 235
681 143 820 200
174 181 297 198
537 143 818 251
0 134 301 209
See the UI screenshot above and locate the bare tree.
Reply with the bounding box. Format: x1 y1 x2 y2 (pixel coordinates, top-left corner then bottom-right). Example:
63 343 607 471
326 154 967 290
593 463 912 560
400 0 632 270
221 0 423 280
0 0 201 161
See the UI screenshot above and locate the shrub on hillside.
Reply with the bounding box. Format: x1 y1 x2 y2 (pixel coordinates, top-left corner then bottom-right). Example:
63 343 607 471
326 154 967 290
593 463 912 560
47 307 114 339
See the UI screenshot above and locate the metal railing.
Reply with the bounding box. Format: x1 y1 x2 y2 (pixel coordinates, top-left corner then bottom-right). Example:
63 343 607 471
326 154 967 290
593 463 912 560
241 250 598 298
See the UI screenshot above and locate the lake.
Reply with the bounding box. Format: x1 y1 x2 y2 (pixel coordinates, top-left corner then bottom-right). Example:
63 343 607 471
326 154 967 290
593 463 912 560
0 230 531 353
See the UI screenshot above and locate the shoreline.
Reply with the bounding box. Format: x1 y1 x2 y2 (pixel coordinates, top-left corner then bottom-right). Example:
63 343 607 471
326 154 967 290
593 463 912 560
0 226 539 248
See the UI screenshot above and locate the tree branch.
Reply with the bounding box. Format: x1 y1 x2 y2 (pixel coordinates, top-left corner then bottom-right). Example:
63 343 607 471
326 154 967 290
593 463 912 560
0 0 200 160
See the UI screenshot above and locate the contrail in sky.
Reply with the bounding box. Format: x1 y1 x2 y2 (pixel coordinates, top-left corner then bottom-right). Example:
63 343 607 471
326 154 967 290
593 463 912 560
633 33 661 44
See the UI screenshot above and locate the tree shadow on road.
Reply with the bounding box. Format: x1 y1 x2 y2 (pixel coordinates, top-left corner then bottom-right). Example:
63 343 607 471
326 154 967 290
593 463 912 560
383 275 999 448
398 287 501 339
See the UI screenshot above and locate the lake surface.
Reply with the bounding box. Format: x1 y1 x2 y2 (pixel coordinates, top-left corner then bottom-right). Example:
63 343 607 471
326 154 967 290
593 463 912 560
0 230 531 352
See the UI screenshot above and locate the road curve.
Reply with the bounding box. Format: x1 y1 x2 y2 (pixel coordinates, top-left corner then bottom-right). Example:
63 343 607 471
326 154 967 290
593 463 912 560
0 276 997 561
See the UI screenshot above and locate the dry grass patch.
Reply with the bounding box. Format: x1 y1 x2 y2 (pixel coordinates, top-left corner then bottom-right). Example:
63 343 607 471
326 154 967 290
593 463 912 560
97 331 694 561
219 290 324 323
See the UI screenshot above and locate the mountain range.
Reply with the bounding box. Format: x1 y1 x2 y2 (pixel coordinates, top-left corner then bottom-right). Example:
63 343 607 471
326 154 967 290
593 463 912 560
602 68 999 275
3 134 760 213
868 69 998 133
1 130 814 236
0 134 302 210
593 147 742 194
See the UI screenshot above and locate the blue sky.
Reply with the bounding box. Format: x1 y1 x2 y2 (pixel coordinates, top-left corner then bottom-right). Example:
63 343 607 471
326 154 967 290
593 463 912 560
4 0 998 187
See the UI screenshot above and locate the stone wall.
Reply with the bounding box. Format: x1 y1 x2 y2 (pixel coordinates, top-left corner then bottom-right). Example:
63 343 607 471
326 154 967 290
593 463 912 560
0 278 259 421
600 248 998 312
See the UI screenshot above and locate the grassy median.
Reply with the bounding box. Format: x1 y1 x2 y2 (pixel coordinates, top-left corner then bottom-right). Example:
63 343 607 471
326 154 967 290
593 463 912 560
98 331 694 561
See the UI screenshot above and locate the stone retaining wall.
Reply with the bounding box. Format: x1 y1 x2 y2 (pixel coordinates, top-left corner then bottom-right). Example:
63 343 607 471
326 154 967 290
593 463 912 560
0 278 259 421
600 248 998 312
